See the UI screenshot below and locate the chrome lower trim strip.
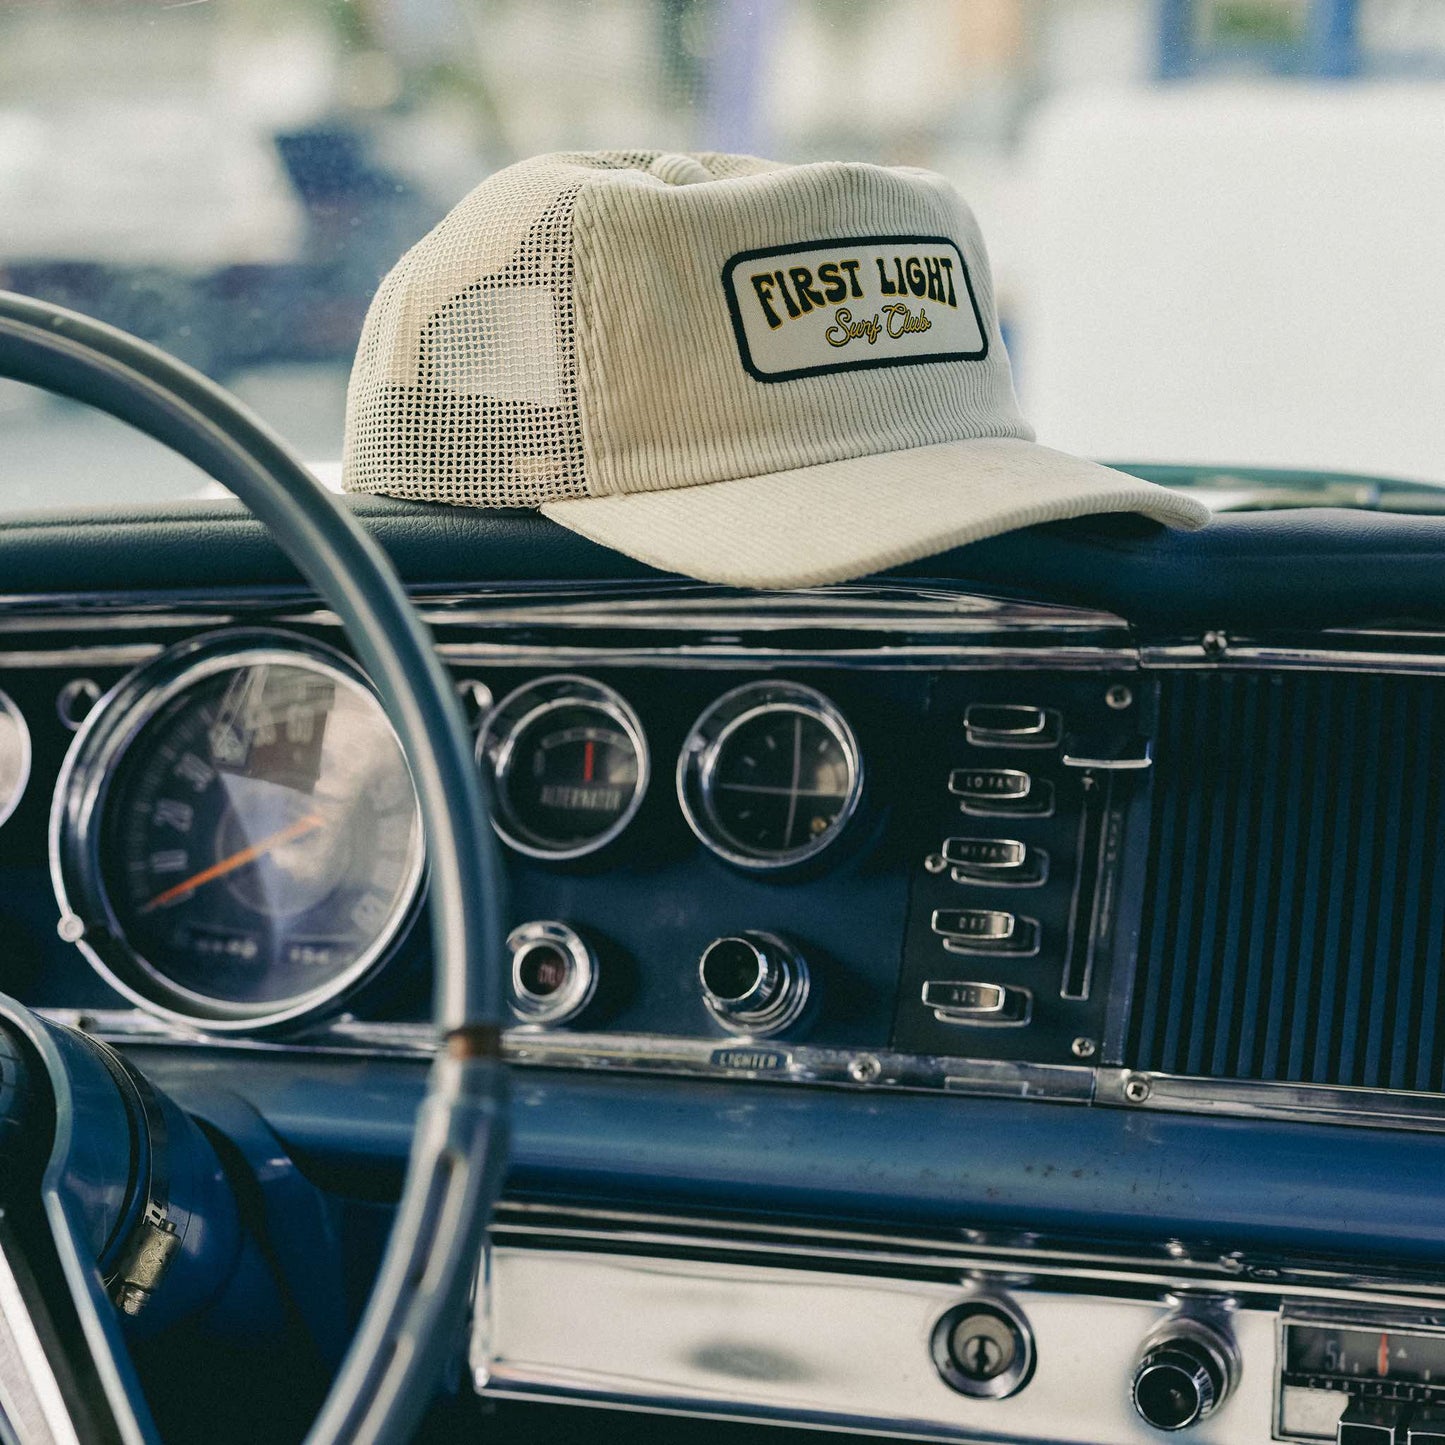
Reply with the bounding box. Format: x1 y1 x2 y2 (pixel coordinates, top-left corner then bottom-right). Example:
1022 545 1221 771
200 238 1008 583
1143 641 1445 676
47 1009 1094 1101
36 1008 439 1056
48 1009 1445 1133
1097 1068 1445 1134
47 1015 1093 1108
436 642 1139 670
486 1200 1445 1306
501 1031 1094 1099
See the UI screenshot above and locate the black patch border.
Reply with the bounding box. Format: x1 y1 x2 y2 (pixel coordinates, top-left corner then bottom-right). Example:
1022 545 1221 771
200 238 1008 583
721 234 989 384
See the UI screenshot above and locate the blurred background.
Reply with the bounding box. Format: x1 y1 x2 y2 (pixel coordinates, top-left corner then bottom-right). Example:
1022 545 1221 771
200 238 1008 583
4 0 1445 510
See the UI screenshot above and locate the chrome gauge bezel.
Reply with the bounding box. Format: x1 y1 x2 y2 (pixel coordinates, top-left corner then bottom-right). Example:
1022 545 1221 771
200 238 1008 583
477 675 649 861
677 681 863 871
49 628 426 1034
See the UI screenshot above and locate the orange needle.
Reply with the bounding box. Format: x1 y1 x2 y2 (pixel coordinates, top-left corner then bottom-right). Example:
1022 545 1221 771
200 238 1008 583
139 812 326 915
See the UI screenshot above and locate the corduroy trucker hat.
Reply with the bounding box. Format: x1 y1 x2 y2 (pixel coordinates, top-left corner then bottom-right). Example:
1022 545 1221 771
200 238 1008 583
343 150 1208 587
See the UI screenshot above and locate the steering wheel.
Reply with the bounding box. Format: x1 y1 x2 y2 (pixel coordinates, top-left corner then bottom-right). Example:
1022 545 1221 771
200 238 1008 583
0 292 509 1444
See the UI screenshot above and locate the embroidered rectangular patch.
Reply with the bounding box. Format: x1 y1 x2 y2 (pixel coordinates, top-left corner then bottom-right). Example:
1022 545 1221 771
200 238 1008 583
722 234 987 383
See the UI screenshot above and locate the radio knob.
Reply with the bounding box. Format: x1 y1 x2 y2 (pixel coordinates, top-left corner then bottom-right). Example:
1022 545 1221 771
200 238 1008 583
1131 1320 1237 1432
699 932 810 1038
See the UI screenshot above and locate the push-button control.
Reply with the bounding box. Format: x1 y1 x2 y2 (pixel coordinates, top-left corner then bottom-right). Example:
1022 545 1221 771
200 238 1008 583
949 767 1055 816
1407 1405 1445 1443
944 836 1024 869
943 837 1047 886
964 704 1061 749
1338 1399 1405 1443
931 908 1040 956
922 980 1031 1025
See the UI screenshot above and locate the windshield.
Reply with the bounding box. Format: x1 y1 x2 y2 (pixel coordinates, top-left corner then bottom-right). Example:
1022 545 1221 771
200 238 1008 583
5 0 1445 512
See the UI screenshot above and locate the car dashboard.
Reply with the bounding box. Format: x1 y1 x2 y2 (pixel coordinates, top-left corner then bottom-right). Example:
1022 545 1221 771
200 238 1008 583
9 496 1445 1444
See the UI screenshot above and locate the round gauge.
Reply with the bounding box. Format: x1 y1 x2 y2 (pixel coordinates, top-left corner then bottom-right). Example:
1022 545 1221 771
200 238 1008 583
678 681 863 870
51 633 424 1030
478 676 648 860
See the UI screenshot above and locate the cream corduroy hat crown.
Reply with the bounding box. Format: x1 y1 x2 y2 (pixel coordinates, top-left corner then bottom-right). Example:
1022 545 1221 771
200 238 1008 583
343 150 1207 586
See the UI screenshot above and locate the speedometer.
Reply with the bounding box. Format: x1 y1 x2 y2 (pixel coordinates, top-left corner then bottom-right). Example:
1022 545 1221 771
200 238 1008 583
51 632 424 1031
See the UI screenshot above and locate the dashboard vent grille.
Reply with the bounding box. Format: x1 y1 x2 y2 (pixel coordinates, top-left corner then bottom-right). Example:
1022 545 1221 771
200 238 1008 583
1128 670 1445 1091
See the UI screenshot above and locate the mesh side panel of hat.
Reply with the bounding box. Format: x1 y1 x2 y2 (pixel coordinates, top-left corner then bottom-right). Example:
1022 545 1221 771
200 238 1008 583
345 174 586 507
343 150 779 508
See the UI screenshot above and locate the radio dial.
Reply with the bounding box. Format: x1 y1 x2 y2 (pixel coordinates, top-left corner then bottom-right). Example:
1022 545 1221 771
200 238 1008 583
1131 1318 1238 1431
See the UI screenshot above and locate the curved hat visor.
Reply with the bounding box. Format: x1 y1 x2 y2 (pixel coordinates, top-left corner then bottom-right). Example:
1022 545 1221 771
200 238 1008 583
541 436 1210 590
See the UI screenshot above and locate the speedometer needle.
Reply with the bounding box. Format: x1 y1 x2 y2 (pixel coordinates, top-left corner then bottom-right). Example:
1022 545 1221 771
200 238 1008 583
138 812 327 914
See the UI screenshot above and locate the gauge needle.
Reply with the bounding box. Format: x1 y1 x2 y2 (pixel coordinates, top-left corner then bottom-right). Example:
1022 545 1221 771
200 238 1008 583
139 812 327 914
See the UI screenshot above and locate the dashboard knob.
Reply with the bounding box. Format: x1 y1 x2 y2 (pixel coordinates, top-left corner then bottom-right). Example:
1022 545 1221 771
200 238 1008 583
698 932 810 1038
1131 1320 1237 1431
507 921 598 1027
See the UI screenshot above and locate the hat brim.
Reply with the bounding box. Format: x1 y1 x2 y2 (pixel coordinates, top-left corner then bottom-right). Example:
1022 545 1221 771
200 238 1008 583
540 436 1209 590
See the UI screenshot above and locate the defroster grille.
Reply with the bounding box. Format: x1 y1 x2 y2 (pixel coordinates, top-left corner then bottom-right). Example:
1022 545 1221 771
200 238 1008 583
1128 670 1445 1092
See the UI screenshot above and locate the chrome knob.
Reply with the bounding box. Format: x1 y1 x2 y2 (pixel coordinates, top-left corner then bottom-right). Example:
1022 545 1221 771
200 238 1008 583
698 932 809 1037
507 921 597 1026
1131 1319 1237 1432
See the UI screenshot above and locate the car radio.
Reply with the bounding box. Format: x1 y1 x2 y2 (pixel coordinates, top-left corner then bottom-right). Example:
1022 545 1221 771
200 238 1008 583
1281 1311 1445 1443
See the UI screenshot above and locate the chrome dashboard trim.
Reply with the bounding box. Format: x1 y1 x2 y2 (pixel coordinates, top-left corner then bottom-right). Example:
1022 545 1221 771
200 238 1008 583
42 1008 1097 1100
438 642 1139 670
1096 1069 1445 1135
60 1005 1445 1136
0 583 1142 672
485 1200 1445 1308
402 582 1131 637
15 596 1445 680
0 578 1125 627
6 583 1445 662
1142 638 1445 676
